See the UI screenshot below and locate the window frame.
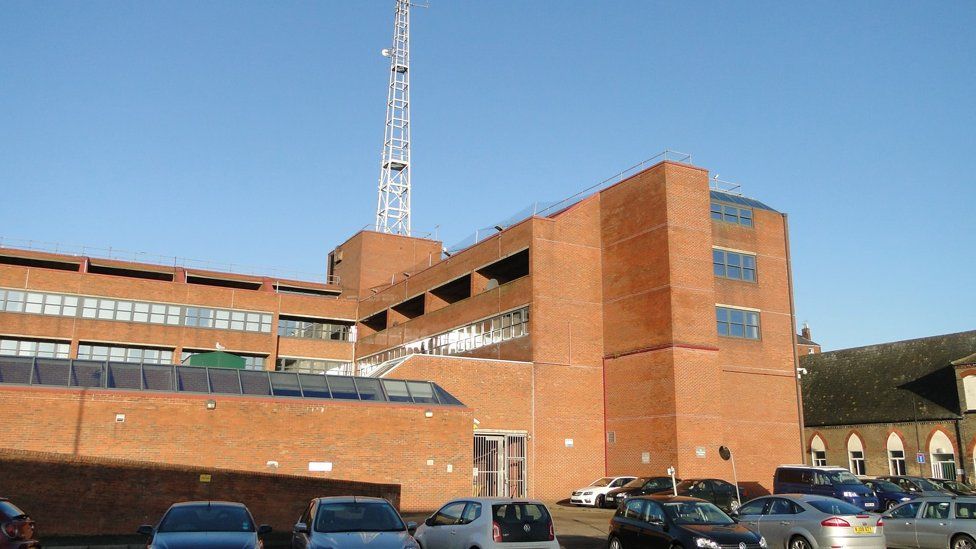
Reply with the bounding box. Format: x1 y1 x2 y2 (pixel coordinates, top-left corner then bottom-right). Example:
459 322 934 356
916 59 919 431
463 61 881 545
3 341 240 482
713 248 758 283
715 306 761 341
710 201 755 228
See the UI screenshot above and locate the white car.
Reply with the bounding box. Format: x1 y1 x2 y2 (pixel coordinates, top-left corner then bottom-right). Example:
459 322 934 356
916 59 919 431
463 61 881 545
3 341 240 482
570 476 637 507
414 498 558 549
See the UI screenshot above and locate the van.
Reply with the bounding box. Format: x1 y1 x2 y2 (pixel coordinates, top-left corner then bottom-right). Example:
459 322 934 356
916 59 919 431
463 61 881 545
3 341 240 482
773 465 880 511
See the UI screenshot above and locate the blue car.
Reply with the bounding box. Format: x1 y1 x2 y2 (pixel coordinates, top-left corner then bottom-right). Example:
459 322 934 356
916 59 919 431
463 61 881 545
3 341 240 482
862 478 918 510
773 465 880 511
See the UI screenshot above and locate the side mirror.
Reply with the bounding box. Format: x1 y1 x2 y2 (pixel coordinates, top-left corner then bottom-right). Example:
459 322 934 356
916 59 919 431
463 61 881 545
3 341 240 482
137 525 154 537
425 516 436 527
294 522 309 534
258 525 273 535
407 521 418 535
882 515 892 520
729 510 739 518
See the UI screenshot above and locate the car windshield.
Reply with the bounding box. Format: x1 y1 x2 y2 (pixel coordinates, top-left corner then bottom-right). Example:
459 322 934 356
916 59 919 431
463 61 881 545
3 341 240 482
944 481 974 493
915 479 943 491
157 504 255 533
825 471 862 485
808 499 864 515
315 501 405 533
623 477 652 489
0 501 26 520
873 480 905 492
662 502 734 525
590 477 614 487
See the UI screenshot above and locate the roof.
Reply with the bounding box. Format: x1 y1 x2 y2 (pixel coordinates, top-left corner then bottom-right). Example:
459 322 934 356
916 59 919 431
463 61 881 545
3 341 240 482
170 501 246 508
801 331 976 427
314 496 391 504
796 333 819 346
710 190 779 213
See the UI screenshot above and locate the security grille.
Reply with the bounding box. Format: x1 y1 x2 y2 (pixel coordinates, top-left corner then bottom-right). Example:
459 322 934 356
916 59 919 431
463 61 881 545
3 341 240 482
474 432 526 498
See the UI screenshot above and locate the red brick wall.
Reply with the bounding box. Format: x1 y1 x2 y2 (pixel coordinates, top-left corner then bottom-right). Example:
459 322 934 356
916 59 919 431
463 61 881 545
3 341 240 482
0 386 471 510
0 448 400 536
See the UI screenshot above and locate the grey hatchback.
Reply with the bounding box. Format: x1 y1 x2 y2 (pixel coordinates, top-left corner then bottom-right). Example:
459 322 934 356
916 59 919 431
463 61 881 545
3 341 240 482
733 494 884 549
883 496 976 549
291 496 418 549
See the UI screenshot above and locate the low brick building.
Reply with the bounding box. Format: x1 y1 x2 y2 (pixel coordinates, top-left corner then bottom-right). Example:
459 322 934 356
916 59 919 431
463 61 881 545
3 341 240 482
801 330 976 482
0 159 805 508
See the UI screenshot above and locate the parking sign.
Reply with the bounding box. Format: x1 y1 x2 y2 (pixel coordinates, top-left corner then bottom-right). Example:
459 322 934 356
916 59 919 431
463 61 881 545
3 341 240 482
917 452 926 464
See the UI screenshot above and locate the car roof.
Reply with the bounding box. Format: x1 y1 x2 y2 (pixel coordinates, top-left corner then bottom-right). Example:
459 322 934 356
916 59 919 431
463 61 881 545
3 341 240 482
169 501 247 508
314 496 392 504
461 498 548 505
633 494 707 503
748 494 848 502
777 465 849 471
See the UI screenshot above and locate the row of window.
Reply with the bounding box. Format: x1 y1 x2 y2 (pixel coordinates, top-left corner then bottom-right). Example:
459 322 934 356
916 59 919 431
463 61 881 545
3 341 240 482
0 288 273 333
276 357 354 375
358 307 530 374
713 249 757 282
277 317 352 341
716 306 760 340
711 202 753 227
78 344 173 365
0 337 70 359
811 431 958 479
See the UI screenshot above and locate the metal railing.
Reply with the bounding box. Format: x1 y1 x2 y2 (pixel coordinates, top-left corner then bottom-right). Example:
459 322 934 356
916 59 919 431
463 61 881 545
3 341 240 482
446 149 693 253
0 355 462 405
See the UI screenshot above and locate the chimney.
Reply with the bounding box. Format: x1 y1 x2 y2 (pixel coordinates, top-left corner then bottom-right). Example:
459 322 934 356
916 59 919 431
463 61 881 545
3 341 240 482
801 322 812 341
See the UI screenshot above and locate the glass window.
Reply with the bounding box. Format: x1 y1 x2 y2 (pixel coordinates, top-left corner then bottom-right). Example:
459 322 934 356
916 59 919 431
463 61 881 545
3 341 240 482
889 502 921 519
711 202 754 228
623 499 644 519
955 503 976 519
737 499 767 516
461 502 482 524
808 500 864 515
922 502 951 520
433 502 466 526
768 499 797 515
716 306 760 340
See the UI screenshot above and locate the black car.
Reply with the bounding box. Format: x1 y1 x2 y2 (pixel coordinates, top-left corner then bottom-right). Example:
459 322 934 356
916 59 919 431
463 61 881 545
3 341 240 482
138 501 272 549
0 497 40 549
608 495 765 549
928 478 976 495
658 479 745 513
875 475 952 496
604 477 678 509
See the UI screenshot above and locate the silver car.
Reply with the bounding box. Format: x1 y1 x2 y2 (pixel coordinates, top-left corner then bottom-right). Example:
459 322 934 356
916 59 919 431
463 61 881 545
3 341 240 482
733 494 884 549
883 496 976 549
291 496 418 549
414 498 559 549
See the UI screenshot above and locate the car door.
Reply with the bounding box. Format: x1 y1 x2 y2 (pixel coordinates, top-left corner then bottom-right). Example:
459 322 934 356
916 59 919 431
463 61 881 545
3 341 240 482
735 498 769 534
291 500 314 549
617 499 646 548
423 501 466 549
885 501 923 548
760 498 798 548
811 471 835 498
712 481 737 510
915 501 952 548
639 500 671 549
453 502 482 549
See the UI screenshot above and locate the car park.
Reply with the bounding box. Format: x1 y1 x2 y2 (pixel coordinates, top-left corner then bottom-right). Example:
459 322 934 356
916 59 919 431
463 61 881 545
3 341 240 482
773 465 880 511
663 479 746 513
413 498 557 549
863 478 918 510
608 495 765 549
571 476 637 508
292 496 415 549
0 497 40 549
881 496 976 549
928 479 976 496
733 494 885 549
137 501 271 549
605 477 677 508
876 476 953 497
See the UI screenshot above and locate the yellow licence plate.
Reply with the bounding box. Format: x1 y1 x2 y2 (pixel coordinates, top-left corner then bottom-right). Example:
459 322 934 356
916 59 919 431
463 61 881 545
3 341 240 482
854 526 875 534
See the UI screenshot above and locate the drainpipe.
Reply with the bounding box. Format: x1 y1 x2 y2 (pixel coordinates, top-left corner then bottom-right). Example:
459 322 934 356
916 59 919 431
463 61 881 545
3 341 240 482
783 213 806 462
955 418 967 482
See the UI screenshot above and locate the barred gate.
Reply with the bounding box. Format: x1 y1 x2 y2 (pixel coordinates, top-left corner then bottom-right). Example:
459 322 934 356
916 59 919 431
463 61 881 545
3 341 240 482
473 432 526 497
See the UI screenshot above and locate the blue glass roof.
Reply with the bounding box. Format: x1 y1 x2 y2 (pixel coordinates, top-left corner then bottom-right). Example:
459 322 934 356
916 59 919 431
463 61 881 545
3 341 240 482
710 190 779 213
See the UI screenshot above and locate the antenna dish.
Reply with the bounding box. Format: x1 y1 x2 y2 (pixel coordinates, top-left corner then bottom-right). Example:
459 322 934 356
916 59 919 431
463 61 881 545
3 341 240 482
381 48 392 57
485 279 499 291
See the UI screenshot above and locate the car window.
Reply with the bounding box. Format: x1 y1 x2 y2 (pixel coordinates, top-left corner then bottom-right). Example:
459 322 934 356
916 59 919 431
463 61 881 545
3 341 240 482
714 482 734 496
433 502 466 526
808 500 864 515
922 502 951 520
316 501 405 533
157 505 255 533
957 503 976 519
737 499 767 516
644 479 670 491
777 469 802 483
0 501 26 521
768 499 797 515
890 502 922 519
643 501 666 523
611 478 628 488
624 499 644 519
299 501 314 526
461 502 481 524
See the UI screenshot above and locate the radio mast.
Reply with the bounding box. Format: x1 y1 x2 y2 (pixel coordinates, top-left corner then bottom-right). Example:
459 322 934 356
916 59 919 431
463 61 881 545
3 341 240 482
375 0 417 235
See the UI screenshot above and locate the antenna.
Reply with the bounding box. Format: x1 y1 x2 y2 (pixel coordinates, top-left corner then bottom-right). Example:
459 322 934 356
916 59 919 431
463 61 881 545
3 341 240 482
375 0 426 235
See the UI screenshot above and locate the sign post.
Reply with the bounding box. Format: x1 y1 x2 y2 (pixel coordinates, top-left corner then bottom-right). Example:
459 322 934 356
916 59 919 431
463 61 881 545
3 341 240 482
720 446 741 510
667 466 677 495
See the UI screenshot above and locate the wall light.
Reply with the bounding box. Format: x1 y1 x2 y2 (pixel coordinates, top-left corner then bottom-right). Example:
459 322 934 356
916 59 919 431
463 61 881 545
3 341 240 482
424 410 434 418
206 399 217 410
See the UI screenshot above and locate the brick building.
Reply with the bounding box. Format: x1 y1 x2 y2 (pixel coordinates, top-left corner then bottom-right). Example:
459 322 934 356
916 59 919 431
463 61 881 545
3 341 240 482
801 330 976 483
0 159 804 508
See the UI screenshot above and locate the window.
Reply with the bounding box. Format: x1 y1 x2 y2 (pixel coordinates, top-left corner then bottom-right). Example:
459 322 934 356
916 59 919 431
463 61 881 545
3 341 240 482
956 503 976 519
848 435 866 475
77 344 174 365
737 499 768 516
278 317 351 341
433 502 466 526
922 502 951 520
887 433 907 475
768 499 800 515
964 376 976 411
716 306 760 339
276 357 353 375
642 501 665 523
461 502 481 524
713 249 757 282
623 499 644 519
812 452 827 466
929 431 957 480
0 337 70 358
890 502 921 519
711 202 754 227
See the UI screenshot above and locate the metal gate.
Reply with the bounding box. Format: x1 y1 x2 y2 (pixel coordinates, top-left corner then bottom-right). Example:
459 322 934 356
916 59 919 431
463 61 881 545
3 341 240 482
474 433 526 497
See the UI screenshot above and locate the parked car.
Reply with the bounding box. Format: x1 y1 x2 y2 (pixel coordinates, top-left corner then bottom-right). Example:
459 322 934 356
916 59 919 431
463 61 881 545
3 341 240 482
862 478 919 510
876 476 953 497
660 479 746 513
882 496 976 548
928 479 976 496
137 501 271 549
605 477 678 508
0 497 40 549
733 494 885 549
414 498 557 549
571 476 637 508
292 496 416 549
773 465 880 511
608 495 764 549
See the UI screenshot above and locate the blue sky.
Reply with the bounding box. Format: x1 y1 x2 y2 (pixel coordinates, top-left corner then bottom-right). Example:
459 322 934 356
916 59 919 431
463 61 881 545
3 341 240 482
2 1 973 351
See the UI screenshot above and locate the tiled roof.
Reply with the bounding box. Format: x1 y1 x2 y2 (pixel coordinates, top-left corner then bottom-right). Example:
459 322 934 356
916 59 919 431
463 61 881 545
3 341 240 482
801 330 976 427
796 333 818 346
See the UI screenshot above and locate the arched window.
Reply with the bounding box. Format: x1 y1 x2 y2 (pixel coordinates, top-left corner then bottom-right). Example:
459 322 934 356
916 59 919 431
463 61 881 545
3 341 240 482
848 434 866 475
964 376 976 411
811 435 827 466
887 433 906 475
929 430 956 479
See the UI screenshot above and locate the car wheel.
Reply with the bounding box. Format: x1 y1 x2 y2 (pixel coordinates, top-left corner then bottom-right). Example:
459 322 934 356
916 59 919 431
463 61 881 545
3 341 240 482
953 534 976 549
790 535 811 549
609 535 624 549
596 495 606 508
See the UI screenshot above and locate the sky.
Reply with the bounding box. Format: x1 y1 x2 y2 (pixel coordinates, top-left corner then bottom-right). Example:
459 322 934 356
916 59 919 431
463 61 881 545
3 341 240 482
1 1 974 351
